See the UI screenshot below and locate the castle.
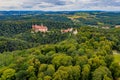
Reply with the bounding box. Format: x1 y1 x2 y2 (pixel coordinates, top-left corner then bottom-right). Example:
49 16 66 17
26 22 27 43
32 24 78 35
32 24 48 32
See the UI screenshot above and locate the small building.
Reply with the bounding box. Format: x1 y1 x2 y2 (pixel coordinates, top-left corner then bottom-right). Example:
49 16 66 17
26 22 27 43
101 26 110 29
32 24 48 32
73 29 78 35
115 25 120 28
61 28 73 33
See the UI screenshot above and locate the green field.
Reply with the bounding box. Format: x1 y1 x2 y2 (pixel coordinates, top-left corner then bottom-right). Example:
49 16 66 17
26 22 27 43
113 50 120 64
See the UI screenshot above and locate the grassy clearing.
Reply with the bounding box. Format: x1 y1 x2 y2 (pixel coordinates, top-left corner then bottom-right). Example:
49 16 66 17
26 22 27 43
67 15 86 20
113 50 120 64
114 54 120 63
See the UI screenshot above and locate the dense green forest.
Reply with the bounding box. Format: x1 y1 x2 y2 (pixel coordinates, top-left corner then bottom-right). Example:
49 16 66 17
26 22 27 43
0 11 120 80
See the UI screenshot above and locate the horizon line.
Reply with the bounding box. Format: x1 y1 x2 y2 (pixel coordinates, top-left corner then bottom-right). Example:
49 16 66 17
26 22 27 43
0 10 120 12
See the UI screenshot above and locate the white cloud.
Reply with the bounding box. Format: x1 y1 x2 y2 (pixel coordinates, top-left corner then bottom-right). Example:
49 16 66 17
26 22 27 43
0 0 120 11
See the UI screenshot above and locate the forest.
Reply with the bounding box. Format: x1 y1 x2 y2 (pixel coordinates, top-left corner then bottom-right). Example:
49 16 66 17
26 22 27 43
0 11 120 80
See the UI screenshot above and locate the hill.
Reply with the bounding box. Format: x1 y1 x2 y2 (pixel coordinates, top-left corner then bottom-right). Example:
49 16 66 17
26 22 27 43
0 27 120 80
0 11 120 80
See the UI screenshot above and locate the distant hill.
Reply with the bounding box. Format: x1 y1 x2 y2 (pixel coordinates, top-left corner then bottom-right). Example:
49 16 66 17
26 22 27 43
0 11 110 15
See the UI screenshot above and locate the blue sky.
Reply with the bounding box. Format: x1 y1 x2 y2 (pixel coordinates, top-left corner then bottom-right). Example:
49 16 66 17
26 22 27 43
0 0 120 11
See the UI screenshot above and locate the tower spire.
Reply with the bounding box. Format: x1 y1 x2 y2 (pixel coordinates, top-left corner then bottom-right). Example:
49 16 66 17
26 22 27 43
41 23 43 26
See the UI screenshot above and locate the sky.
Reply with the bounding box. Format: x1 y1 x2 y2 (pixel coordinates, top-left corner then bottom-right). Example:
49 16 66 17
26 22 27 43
0 0 120 11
